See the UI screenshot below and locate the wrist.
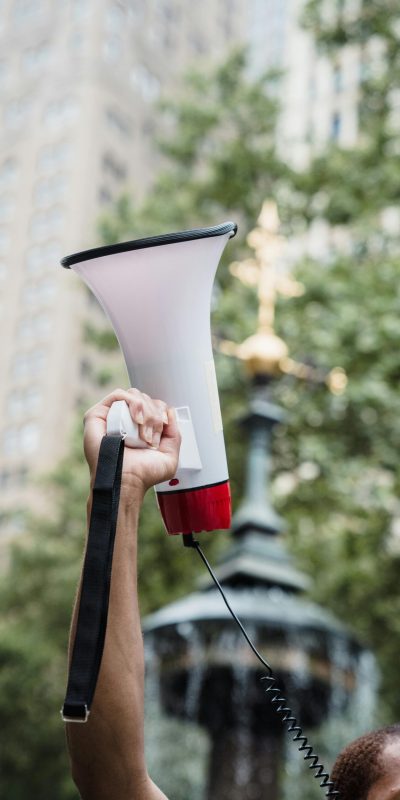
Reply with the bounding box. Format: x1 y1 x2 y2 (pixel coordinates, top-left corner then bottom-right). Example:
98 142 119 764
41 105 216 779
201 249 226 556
119 477 146 510
87 473 145 512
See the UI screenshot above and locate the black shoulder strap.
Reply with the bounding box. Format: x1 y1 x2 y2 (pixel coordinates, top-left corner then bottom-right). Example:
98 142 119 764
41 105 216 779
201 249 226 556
61 434 125 723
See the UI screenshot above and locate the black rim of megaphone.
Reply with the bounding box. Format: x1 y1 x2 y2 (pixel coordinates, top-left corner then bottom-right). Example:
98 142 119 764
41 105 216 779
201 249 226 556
61 221 237 268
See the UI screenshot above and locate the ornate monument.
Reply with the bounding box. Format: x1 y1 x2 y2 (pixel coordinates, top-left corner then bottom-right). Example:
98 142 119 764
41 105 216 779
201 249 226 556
144 204 371 800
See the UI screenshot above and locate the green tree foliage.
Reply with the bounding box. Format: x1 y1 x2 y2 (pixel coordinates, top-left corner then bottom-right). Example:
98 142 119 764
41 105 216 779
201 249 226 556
0 435 87 798
274 249 400 720
272 0 400 720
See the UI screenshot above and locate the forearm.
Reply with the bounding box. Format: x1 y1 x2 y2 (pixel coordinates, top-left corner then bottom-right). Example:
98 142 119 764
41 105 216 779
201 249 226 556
66 483 152 800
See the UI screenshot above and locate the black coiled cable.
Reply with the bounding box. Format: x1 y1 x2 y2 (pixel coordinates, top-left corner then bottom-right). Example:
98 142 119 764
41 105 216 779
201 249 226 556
184 534 340 798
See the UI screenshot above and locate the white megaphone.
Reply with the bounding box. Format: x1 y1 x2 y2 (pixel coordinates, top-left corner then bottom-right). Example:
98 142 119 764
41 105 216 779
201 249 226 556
61 222 237 536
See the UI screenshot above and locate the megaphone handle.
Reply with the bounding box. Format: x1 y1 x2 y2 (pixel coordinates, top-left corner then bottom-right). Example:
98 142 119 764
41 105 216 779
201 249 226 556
107 401 203 472
106 400 147 448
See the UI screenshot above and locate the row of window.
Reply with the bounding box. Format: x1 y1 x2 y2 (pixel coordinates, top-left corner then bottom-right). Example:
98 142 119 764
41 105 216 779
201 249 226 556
0 242 61 280
0 175 67 225
30 207 65 240
3 96 78 132
17 312 53 343
12 350 47 381
7 0 89 25
35 174 68 207
7 386 42 418
0 211 64 250
2 422 40 456
0 468 29 489
0 38 85 88
21 278 56 308
26 240 62 274
39 141 72 172
0 143 71 194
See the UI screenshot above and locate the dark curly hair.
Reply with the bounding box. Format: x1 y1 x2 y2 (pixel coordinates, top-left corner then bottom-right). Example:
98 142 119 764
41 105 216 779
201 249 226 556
330 724 400 800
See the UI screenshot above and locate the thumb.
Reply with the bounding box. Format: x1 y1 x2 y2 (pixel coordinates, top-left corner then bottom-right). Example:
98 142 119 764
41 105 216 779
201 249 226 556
159 407 181 457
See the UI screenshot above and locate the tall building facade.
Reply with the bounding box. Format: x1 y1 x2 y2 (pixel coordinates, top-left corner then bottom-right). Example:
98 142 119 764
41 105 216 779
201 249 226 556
248 0 360 169
0 0 363 534
0 0 248 533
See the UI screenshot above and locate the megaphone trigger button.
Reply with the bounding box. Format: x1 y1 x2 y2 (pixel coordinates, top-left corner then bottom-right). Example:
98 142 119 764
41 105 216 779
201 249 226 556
169 478 179 486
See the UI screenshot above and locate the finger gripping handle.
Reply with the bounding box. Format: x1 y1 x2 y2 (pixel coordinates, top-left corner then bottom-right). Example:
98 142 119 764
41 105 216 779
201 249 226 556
106 400 146 448
107 400 202 471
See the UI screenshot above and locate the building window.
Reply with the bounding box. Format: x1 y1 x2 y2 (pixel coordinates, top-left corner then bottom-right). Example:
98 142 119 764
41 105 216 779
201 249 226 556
12 0 44 24
7 391 24 418
25 386 42 412
0 60 10 88
188 33 207 55
12 353 28 380
131 65 161 101
16 318 33 342
2 428 18 456
30 207 65 240
333 64 343 93
17 312 52 341
30 213 48 241
99 186 113 205
103 36 122 62
72 0 90 22
37 141 71 172
4 97 31 129
22 41 51 74
2 424 40 456
26 245 42 274
26 240 62 273
0 196 15 222
0 157 18 187
16 467 29 486
102 152 127 181
34 174 67 207
7 387 42 417
330 112 341 141
69 30 85 54
35 311 52 336
20 422 40 453
0 228 10 253
0 470 11 488
43 97 78 129
105 4 126 31
105 107 131 136
22 279 56 307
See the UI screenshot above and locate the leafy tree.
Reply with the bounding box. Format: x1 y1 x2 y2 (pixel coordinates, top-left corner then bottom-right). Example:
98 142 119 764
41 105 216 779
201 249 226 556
272 0 400 720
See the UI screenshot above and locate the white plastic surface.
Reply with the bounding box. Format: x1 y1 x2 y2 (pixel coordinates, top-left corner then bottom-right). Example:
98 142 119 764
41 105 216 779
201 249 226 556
106 399 146 448
107 401 202 471
175 406 202 470
72 233 231 492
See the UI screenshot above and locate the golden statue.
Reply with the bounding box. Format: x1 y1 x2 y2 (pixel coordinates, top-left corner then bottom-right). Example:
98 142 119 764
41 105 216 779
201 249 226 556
219 200 347 395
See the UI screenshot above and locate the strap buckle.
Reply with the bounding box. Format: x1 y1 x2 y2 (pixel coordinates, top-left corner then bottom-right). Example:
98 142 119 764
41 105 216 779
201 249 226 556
61 703 90 723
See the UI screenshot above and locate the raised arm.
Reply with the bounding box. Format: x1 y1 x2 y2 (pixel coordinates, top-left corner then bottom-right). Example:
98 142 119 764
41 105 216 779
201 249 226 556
65 388 180 800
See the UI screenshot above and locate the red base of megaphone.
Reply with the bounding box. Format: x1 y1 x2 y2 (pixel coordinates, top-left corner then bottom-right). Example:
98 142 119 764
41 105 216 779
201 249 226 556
156 481 231 535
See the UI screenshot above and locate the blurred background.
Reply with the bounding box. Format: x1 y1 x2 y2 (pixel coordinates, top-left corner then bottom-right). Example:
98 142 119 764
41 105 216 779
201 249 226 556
1 0 400 798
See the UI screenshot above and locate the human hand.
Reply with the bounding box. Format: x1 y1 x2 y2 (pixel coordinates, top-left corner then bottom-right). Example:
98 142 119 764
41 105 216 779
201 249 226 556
83 388 181 497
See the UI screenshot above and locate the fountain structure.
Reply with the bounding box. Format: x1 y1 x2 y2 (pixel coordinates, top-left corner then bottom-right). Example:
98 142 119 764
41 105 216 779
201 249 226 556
144 204 377 800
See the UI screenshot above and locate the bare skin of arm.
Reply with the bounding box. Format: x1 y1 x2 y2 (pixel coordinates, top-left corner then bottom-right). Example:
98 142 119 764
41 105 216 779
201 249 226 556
66 388 180 800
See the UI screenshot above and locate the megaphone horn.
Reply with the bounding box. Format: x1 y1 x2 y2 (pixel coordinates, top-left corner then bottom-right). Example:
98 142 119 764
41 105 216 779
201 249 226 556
61 222 237 536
